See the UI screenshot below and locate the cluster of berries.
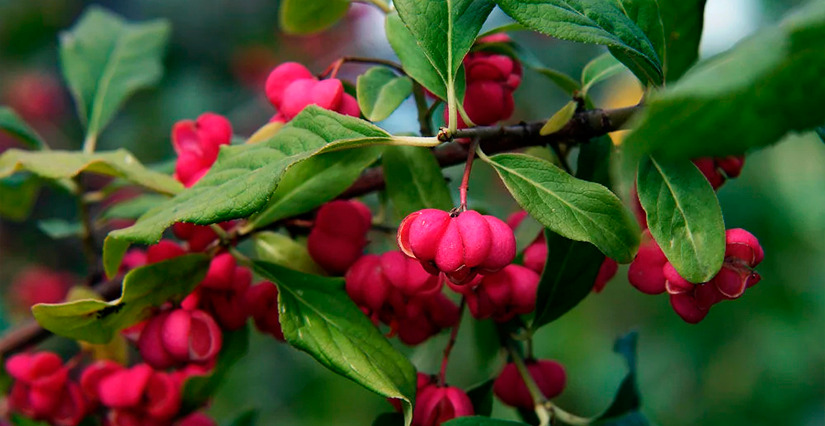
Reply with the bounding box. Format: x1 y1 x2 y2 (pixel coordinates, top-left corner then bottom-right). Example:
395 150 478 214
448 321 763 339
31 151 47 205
265 62 359 124
4 110 289 425
172 113 232 188
693 156 745 190
9 267 73 312
399 358 567 426
450 34 523 128
5 352 215 426
628 155 762 323
629 229 763 323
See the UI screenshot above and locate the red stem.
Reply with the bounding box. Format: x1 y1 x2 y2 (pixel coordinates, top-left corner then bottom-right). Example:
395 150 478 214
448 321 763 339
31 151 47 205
458 139 479 211
438 297 466 386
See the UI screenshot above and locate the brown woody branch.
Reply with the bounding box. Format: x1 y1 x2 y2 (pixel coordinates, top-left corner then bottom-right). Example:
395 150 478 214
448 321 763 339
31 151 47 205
340 104 639 198
0 104 639 357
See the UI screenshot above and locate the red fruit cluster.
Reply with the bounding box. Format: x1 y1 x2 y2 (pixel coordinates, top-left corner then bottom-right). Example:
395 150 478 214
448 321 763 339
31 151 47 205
452 264 539 323
506 211 618 292
693 156 745 190
346 251 459 345
265 62 359 123
455 49 522 127
172 221 234 253
11 266 74 310
245 282 285 340
6 352 86 426
397 209 516 284
493 359 566 409
182 252 253 330
172 113 232 188
413 374 474 426
2 71 64 122
629 229 764 323
137 308 222 369
83 363 182 424
308 200 372 275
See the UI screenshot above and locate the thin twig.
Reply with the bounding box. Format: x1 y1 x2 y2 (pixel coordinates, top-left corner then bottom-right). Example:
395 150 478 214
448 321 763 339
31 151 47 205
412 83 434 137
438 298 466 386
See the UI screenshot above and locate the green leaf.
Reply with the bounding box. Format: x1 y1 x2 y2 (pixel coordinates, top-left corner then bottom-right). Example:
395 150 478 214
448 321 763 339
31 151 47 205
393 0 494 127
595 332 648 424
9 414 49 426
248 145 382 229
253 261 417 426
226 409 259 426
181 325 249 414
444 418 529 426
513 213 543 254
581 53 626 95
253 231 324 275
576 136 613 188
0 107 46 150
99 194 169 221
103 107 395 278
383 145 453 218
540 100 578 135
466 379 496 417
279 0 350 35
32 254 209 344
817 126 825 144
534 68 581 96
385 13 467 102
658 0 706 82
0 149 183 195
616 0 666 67
357 67 414 122
372 413 405 426
532 230 605 329
394 0 495 85
37 219 83 240
0 175 40 221
620 2 825 181
494 0 663 85
595 411 650 426
636 156 724 283
482 153 639 263
60 6 169 140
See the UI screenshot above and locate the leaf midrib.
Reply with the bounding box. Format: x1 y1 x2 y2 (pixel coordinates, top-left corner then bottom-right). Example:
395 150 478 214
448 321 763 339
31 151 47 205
648 157 700 264
492 156 625 243
280 284 410 399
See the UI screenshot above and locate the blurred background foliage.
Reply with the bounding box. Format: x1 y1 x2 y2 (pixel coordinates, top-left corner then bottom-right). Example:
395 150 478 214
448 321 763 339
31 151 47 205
0 0 822 425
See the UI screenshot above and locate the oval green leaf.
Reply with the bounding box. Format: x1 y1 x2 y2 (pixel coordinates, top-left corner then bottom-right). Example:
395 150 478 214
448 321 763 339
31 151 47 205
385 13 467 102
494 0 663 85
60 6 169 140
32 254 209 344
103 107 392 278
248 145 383 228
581 52 626 95
279 0 350 35
0 149 183 195
253 231 324 275
253 261 417 426
0 107 46 150
619 2 825 186
636 155 725 283
483 153 639 263
532 230 605 330
357 67 414 122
